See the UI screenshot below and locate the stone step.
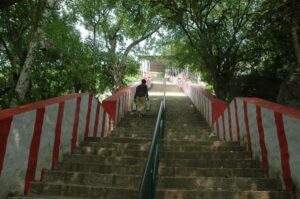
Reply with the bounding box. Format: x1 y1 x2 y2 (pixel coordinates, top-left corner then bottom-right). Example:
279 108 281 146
160 144 245 152
165 121 210 125
116 124 156 128
113 127 213 133
159 158 260 168
165 113 203 116
110 133 153 138
111 130 154 136
9 196 84 199
156 177 281 191
160 151 251 159
80 142 246 153
161 139 240 146
166 126 210 130
165 131 212 136
73 147 149 156
29 182 137 198
74 147 148 157
165 115 206 119
109 132 213 140
119 117 157 121
54 162 265 178
155 190 291 199
118 120 157 125
163 134 211 140
80 142 151 151
54 163 144 175
44 171 141 188
165 120 208 124
166 111 202 113
62 154 146 165
84 137 151 144
165 127 212 132
158 167 266 178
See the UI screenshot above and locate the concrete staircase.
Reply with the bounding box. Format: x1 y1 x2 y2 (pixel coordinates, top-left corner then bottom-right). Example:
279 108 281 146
9 81 292 199
155 85 292 199
9 85 163 199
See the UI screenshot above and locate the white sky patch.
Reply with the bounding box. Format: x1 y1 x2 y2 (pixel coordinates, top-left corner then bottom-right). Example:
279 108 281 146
74 21 161 57
75 22 90 41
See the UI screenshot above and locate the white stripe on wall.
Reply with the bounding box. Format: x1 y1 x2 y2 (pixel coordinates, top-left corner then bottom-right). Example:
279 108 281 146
35 104 58 179
283 114 300 190
60 98 76 157
247 103 261 160
261 107 282 181
0 110 36 197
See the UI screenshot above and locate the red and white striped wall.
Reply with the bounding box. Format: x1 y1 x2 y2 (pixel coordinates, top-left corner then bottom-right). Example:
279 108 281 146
213 97 300 198
0 93 111 198
170 77 227 126
170 75 300 197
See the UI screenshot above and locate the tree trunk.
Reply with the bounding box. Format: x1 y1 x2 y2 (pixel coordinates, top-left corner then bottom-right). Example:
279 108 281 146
277 0 300 108
111 63 123 93
111 29 158 92
291 21 300 68
93 24 96 69
10 0 56 106
213 78 229 100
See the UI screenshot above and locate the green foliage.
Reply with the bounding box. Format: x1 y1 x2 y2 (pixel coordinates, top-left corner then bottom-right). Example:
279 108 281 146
0 0 47 107
156 0 296 102
0 0 297 108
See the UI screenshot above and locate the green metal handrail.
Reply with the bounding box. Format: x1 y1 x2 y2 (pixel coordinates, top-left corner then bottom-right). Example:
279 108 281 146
137 78 166 199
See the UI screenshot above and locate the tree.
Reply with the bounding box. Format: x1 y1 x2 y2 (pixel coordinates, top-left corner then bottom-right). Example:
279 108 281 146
69 0 160 92
154 0 299 106
10 0 57 106
154 0 261 100
0 0 55 107
277 0 300 108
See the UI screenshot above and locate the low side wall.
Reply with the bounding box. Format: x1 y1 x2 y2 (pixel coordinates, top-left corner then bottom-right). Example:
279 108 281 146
171 75 300 197
170 77 227 126
0 93 111 198
214 97 300 197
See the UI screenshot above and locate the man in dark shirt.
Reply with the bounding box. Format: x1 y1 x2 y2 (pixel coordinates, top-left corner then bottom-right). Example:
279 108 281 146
134 79 149 117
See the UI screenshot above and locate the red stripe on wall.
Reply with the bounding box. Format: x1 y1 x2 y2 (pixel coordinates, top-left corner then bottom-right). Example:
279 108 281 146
256 106 269 175
93 103 100 137
51 102 64 169
228 108 233 141
108 117 111 136
234 98 241 143
274 112 294 193
222 114 226 141
0 116 13 175
0 93 88 120
243 101 252 156
84 94 93 138
24 108 45 194
71 97 81 153
40 168 45 181
101 112 106 137
216 120 220 139
121 96 125 118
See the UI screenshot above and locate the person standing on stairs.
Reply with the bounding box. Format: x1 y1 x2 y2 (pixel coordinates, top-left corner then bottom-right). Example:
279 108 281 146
134 79 149 117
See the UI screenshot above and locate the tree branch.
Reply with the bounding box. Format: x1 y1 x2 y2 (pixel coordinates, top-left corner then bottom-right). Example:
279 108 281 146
0 36 15 67
120 28 159 68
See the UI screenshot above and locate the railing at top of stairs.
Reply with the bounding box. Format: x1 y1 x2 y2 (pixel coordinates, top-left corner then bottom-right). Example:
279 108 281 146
137 78 166 199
